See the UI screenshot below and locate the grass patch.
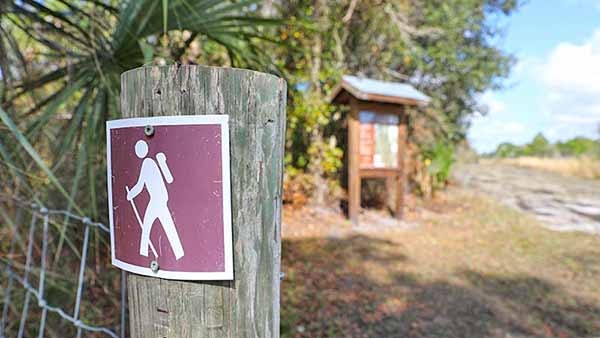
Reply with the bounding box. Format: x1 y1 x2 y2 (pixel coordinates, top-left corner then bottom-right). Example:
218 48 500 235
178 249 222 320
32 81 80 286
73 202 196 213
487 156 600 180
281 188 600 337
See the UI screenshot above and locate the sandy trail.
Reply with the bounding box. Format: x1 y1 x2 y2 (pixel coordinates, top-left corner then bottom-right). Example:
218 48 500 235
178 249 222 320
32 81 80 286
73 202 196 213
456 162 600 234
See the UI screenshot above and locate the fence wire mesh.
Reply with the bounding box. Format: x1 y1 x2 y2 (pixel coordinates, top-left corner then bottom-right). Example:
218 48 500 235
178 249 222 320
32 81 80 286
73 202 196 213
0 195 126 338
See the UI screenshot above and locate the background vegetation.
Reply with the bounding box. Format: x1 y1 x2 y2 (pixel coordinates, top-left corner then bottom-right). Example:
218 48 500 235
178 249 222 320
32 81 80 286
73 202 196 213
274 0 520 202
486 133 600 179
491 133 600 159
0 0 521 214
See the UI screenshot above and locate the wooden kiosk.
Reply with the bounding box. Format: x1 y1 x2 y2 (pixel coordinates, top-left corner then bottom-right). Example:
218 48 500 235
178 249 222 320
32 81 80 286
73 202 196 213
331 75 429 224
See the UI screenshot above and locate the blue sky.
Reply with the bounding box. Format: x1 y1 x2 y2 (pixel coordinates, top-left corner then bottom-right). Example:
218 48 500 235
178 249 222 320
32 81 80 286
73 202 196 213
468 0 600 153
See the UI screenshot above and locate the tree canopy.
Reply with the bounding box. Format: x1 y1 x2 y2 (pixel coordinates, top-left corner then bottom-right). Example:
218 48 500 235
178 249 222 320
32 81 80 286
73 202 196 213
271 0 520 187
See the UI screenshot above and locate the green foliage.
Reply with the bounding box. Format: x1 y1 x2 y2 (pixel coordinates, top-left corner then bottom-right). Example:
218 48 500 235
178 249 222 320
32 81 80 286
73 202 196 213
494 142 521 158
423 142 455 189
0 0 523 207
523 133 552 156
286 90 343 175
404 0 519 140
557 137 600 157
491 134 600 158
274 0 519 179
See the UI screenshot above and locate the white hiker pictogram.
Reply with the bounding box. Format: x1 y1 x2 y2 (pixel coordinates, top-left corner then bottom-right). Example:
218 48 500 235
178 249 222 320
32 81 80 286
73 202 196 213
126 140 185 260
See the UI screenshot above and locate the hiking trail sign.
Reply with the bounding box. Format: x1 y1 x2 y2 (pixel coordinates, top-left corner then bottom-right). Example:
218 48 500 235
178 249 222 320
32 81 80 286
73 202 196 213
106 115 233 280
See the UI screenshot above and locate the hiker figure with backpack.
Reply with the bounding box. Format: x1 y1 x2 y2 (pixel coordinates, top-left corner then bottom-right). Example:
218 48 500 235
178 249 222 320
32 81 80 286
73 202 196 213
126 139 185 260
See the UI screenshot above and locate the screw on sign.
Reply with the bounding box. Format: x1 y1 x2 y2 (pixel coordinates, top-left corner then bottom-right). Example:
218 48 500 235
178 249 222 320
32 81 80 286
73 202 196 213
106 115 233 280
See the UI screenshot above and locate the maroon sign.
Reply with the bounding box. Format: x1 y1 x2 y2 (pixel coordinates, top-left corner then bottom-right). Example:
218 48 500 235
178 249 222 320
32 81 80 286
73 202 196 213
106 116 233 280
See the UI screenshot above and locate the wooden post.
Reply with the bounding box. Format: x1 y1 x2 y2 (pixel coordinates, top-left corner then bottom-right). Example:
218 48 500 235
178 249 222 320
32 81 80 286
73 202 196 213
396 112 408 220
120 65 286 338
347 99 360 225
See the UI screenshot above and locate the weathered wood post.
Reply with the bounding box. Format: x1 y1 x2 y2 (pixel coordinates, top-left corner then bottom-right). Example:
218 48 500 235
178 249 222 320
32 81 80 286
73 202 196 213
347 102 361 225
395 111 408 220
120 65 286 338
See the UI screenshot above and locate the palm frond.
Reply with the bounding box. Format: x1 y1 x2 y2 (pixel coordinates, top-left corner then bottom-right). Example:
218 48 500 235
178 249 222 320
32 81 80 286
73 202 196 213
0 0 281 215
0 106 82 214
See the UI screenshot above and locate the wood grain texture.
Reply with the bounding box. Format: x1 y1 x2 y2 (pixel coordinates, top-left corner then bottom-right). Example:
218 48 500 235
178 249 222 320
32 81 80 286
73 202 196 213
396 114 408 220
359 168 400 178
120 65 286 338
347 98 361 225
354 100 406 115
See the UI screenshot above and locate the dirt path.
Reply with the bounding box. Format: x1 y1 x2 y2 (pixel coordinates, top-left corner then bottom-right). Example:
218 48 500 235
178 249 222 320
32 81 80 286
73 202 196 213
456 162 600 234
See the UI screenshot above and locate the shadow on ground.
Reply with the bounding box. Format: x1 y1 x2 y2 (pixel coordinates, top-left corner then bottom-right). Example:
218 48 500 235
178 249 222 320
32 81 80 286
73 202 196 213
281 235 600 338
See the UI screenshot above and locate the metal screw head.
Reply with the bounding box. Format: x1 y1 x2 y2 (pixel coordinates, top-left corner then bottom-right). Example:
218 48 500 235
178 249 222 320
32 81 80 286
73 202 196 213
150 260 159 273
144 125 155 137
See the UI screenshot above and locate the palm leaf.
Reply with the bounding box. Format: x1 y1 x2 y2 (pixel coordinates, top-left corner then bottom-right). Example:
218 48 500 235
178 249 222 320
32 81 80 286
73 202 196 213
1 0 280 215
0 106 82 214
52 88 94 171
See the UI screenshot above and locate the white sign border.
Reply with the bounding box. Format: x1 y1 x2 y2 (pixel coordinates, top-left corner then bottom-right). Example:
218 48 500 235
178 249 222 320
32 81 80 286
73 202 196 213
106 115 234 281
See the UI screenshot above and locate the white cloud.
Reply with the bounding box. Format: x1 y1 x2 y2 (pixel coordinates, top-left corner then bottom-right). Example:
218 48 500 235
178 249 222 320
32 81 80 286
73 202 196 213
468 92 529 153
539 30 600 141
469 119 529 153
543 31 600 94
512 56 544 82
468 28 600 153
476 91 506 116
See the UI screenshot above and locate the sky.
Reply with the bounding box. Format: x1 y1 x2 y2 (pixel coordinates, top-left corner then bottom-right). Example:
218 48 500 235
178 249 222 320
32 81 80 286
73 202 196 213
468 0 600 153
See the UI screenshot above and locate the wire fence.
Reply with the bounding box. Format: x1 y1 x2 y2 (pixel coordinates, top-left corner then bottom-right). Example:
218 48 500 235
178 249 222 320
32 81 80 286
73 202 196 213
0 195 126 338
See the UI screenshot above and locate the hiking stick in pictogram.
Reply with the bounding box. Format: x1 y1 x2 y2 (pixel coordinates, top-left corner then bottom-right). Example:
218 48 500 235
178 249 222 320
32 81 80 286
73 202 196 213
125 186 158 258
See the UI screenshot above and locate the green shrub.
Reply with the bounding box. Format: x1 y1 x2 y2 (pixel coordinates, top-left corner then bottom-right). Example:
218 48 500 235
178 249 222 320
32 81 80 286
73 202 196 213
492 134 600 158
556 137 600 157
423 142 455 190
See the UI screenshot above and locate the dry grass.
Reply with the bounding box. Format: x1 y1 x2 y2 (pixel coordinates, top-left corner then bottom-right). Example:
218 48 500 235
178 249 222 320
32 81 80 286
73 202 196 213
485 156 600 180
281 189 600 337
